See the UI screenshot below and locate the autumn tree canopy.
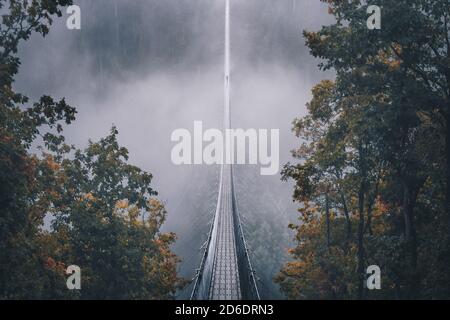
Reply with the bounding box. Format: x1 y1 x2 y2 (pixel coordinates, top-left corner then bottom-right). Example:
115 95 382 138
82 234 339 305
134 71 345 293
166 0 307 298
0 0 184 299
278 0 450 299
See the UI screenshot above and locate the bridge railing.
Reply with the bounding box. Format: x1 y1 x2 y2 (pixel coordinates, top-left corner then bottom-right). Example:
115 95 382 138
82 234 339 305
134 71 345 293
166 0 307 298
191 165 260 300
190 166 223 300
230 166 260 300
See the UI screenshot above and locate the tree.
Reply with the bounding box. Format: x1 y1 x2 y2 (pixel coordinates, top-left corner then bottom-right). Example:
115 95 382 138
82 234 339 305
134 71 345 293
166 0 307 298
47 128 185 299
279 0 450 299
0 0 184 299
0 0 77 298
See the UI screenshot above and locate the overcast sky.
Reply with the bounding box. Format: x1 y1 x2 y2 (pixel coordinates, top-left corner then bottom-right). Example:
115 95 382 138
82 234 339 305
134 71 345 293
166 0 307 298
14 0 334 295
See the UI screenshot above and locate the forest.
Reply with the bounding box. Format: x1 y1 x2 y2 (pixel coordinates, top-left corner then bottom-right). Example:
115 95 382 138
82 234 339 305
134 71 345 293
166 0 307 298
1 0 450 300
276 0 450 299
0 0 184 299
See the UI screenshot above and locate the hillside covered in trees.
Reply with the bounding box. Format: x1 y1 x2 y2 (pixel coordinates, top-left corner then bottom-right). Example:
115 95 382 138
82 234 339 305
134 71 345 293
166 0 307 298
0 0 184 299
277 0 450 299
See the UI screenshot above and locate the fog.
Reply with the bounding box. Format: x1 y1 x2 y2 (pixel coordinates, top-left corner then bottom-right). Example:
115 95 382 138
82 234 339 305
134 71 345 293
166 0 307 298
15 0 334 298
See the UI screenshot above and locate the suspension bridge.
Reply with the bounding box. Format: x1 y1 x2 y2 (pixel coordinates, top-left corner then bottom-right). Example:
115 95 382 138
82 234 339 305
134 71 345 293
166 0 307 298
190 0 260 300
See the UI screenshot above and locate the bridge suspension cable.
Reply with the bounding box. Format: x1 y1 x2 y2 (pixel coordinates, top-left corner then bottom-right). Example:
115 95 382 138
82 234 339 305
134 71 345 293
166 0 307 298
190 0 260 300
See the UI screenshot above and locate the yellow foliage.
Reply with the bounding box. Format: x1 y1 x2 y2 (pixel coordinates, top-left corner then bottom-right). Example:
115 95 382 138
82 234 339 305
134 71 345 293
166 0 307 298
115 199 129 210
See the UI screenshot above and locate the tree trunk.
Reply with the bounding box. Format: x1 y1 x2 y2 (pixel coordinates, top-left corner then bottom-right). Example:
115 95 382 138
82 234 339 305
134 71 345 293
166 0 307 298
445 67 450 297
447 108 450 234
325 192 331 249
357 144 367 300
357 183 365 300
402 182 420 299
366 202 374 236
447 100 450 302
365 177 380 236
340 191 352 241
445 62 450 235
